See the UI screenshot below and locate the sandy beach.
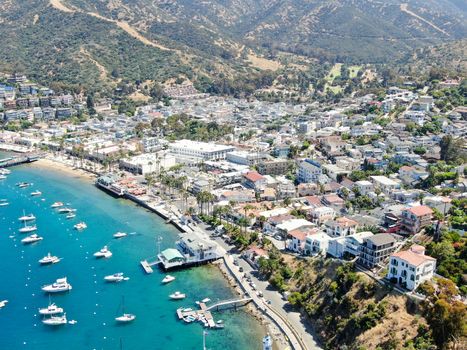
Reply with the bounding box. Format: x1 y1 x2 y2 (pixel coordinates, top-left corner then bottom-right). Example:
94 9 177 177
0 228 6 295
28 157 97 182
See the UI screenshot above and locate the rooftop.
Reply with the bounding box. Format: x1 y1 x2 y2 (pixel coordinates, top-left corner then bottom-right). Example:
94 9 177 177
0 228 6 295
406 205 433 217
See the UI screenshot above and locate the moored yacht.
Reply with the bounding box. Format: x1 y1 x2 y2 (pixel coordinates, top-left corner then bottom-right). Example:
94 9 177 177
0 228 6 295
115 296 135 323
18 212 36 222
104 273 128 283
0 169 11 175
58 207 76 214
93 246 112 259
66 213 76 219
0 175 6 180
113 232 127 239
42 314 67 326
39 253 61 265
162 275 176 284
169 291 186 300
31 191 42 196
0 200 9 207
39 303 64 315
17 182 32 188
19 224 37 233
74 222 87 230
51 202 64 208
41 277 72 293
21 234 43 244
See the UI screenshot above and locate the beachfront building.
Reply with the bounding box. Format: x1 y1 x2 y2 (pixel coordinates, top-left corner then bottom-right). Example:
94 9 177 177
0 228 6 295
358 233 396 269
158 236 224 270
387 245 436 290
119 153 176 175
168 139 235 163
400 205 433 234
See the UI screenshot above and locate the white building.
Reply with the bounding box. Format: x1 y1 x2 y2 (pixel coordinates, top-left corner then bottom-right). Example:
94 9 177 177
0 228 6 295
226 151 260 166
119 153 176 175
387 245 436 291
168 140 235 163
298 159 322 183
304 232 332 255
354 180 373 195
370 175 400 195
327 231 374 258
309 206 335 225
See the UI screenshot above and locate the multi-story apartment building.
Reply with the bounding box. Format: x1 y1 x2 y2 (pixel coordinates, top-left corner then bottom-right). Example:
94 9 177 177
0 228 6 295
401 205 433 234
358 233 396 269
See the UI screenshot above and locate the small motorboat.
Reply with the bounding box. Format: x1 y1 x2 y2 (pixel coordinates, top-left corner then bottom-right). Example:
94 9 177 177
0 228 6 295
0 300 8 309
169 291 186 300
59 208 76 214
93 246 112 259
19 224 37 233
0 169 11 175
0 200 9 207
161 275 176 284
17 182 32 188
21 234 43 244
0 175 6 180
66 213 76 219
18 213 36 222
74 222 87 230
42 314 67 326
113 232 127 239
214 320 225 329
31 191 42 196
39 303 64 315
39 253 61 265
68 320 77 325
41 277 72 293
104 273 128 283
51 202 64 208
201 298 211 303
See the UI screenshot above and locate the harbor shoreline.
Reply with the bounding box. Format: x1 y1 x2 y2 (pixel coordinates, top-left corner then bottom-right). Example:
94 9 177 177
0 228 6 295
21 153 301 349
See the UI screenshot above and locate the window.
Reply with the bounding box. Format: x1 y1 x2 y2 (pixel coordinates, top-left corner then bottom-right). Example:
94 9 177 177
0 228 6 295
410 274 415 281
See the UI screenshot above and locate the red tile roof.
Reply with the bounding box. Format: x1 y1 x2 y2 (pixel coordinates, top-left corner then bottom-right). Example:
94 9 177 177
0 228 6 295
243 171 265 182
336 217 358 227
392 250 435 267
406 205 433 217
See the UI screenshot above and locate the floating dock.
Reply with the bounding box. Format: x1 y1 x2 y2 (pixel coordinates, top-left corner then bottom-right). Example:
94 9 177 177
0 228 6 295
176 298 252 328
140 259 159 274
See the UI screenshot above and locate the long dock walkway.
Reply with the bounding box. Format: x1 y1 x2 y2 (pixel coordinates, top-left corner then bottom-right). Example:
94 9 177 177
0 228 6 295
0 154 41 168
205 297 252 311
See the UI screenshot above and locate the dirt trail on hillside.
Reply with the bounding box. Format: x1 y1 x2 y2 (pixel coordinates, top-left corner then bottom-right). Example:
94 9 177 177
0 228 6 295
400 3 450 37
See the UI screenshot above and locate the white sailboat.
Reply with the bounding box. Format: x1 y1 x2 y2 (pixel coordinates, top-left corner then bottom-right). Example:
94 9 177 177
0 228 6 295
0 300 8 309
19 223 37 233
18 211 36 222
115 296 135 323
21 234 43 244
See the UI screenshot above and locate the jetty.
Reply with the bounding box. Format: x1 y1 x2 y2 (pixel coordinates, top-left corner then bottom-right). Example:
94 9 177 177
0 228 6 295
0 154 41 168
176 297 252 328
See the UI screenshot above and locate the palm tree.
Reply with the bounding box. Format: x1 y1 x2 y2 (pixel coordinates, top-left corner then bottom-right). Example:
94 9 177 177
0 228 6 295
145 173 155 191
242 204 255 233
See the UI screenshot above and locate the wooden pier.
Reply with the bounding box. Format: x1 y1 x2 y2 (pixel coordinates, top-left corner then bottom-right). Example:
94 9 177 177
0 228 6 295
0 154 41 168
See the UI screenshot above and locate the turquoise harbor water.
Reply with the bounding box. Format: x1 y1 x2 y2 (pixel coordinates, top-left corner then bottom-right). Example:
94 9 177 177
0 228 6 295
0 161 264 350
